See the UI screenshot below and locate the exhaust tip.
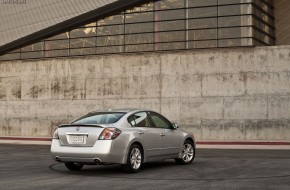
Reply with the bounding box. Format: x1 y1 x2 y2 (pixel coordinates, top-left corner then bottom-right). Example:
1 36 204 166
55 156 61 162
94 158 101 164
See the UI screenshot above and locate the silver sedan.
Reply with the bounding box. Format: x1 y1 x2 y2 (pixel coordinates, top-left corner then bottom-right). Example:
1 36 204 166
51 109 195 173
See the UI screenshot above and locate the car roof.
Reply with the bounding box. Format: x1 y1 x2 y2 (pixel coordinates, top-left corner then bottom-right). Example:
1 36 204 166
89 108 152 114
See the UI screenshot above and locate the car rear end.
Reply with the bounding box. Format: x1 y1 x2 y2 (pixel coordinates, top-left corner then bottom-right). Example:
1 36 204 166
51 111 130 165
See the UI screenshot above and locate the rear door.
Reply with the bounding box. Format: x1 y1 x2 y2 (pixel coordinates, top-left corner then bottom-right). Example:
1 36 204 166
148 112 181 157
128 112 164 158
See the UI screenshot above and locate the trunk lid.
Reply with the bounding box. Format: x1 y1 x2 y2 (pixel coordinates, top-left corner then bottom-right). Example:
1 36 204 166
57 124 108 147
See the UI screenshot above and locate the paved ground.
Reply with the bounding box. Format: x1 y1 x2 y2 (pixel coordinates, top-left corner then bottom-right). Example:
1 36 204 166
0 144 290 190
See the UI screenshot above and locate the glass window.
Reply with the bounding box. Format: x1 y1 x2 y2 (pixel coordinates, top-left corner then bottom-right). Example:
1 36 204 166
125 44 153 52
21 41 45 52
188 40 217 48
21 51 43 59
98 14 124 26
253 17 274 36
128 112 151 127
125 33 153 44
188 29 217 40
97 25 124 36
218 15 252 27
70 38 95 48
73 112 125 124
70 47 95 56
219 38 253 47
188 0 217 7
46 32 69 40
125 12 153 23
149 112 171 129
44 49 69 57
253 7 274 26
155 31 185 43
155 20 185 32
218 4 251 16
218 27 252 38
155 42 185 50
218 0 251 5
154 9 184 21
97 35 124 46
45 39 69 50
125 22 153 33
70 27 96 38
0 53 20 60
97 46 123 54
126 2 154 13
188 18 217 29
254 31 274 45
188 7 217 18
155 0 184 10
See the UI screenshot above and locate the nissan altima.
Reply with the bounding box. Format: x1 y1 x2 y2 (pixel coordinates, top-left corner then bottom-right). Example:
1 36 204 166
51 109 195 173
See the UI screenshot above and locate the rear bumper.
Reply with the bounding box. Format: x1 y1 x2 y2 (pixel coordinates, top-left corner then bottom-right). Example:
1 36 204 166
50 139 127 164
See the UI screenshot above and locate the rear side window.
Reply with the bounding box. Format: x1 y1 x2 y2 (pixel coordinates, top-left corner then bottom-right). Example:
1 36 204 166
128 112 150 127
72 112 125 124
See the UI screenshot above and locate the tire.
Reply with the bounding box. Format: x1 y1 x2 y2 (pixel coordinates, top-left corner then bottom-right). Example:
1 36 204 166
64 162 84 171
122 144 143 173
175 140 195 165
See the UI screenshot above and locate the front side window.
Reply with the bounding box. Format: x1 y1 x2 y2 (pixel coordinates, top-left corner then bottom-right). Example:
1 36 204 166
149 112 172 129
72 112 125 124
128 112 151 127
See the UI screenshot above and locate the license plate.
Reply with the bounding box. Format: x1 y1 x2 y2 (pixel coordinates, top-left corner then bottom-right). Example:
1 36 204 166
70 135 85 143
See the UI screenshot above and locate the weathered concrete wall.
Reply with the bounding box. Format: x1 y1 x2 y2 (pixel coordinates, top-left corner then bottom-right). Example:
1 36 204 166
1 46 290 141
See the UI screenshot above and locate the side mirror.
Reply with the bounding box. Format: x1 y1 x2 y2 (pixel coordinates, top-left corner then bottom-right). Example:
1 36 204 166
172 123 179 129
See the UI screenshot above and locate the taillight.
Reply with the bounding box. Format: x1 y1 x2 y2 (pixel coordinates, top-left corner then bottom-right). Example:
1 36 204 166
99 128 122 140
52 130 59 139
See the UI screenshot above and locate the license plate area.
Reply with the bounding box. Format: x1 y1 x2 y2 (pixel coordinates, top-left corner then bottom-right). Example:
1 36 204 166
67 133 88 144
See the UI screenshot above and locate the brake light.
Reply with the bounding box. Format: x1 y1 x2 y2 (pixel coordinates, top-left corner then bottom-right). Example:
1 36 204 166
52 130 59 139
99 128 122 140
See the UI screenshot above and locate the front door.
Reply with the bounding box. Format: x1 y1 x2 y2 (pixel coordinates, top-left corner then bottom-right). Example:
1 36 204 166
149 112 180 157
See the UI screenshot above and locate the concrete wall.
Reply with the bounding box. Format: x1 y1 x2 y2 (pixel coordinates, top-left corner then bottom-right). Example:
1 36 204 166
1 46 290 141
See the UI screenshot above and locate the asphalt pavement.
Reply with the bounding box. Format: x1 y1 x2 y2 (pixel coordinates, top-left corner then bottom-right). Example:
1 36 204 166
0 144 290 190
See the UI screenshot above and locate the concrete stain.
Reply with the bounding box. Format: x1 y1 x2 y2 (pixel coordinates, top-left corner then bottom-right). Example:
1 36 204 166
51 81 61 94
13 89 21 99
279 53 285 59
0 93 6 100
28 86 38 99
209 56 215 62
221 75 228 81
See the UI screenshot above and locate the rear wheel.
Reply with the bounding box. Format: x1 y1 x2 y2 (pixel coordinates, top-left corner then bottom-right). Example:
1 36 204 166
122 144 143 173
175 140 195 165
64 162 84 171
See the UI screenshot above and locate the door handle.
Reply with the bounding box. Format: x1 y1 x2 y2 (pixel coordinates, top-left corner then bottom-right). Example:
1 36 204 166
138 132 144 136
160 133 165 137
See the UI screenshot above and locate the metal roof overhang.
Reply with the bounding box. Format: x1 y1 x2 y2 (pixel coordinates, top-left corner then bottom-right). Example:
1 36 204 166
0 0 151 56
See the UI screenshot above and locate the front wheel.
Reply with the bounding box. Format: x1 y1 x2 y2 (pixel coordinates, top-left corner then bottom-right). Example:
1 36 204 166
122 144 143 173
175 140 195 165
64 162 84 171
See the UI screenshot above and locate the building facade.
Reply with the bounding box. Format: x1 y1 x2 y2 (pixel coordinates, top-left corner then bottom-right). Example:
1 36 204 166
0 0 275 60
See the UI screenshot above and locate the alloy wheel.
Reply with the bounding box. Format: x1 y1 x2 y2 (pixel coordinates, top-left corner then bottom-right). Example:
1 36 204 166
181 143 194 163
130 147 142 169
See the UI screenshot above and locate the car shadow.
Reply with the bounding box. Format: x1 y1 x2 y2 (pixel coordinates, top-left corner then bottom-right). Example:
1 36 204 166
49 160 187 177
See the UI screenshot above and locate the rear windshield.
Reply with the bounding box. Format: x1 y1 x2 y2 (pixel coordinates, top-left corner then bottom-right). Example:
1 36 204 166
72 112 125 124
